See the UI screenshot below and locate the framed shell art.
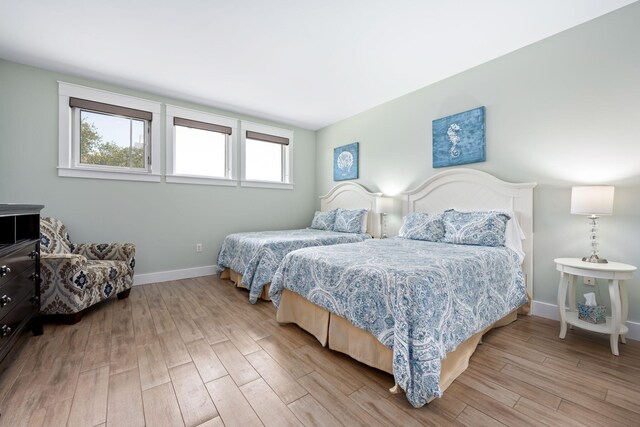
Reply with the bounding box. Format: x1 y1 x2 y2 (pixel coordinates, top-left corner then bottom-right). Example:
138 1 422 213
333 142 359 181
432 106 485 168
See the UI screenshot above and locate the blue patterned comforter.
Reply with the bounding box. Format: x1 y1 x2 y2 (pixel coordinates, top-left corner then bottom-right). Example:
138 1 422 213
269 237 527 407
216 229 370 303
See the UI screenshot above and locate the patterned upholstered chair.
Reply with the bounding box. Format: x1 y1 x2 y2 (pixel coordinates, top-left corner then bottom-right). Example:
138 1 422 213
39 217 135 323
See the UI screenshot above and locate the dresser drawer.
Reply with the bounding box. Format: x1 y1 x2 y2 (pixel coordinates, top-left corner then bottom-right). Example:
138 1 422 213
0 267 37 322
0 292 37 346
0 206 44 364
0 242 38 288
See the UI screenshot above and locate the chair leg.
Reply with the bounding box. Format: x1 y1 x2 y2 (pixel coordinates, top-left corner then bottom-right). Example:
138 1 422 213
65 311 84 325
117 289 131 300
31 316 44 336
46 311 84 325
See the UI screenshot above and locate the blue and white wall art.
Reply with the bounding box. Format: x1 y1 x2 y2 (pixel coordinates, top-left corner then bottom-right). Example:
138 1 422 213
333 142 359 181
432 106 486 168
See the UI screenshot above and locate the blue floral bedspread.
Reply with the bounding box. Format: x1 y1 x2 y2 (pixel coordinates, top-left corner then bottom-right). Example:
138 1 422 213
216 228 370 303
269 237 527 407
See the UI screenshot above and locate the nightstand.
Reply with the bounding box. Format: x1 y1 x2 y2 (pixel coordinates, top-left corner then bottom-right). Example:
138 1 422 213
554 258 636 355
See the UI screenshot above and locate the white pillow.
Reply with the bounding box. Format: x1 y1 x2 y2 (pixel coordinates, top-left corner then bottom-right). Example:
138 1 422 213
361 210 369 233
502 210 526 264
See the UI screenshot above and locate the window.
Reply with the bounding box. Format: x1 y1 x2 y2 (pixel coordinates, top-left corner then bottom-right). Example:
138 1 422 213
241 121 293 189
166 105 237 186
58 82 161 182
74 99 149 170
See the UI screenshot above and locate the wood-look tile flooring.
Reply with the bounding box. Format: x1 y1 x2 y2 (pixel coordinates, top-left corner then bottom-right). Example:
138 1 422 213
1 275 639 426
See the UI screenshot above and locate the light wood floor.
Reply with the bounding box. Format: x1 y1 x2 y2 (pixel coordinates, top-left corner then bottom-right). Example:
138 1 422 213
0 276 639 427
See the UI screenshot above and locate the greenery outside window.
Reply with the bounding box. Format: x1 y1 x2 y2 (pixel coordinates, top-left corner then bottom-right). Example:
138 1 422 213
75 103 149 170
58 82 161 182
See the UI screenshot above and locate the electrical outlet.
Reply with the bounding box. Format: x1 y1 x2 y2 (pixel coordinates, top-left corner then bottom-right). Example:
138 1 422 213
196 243 203 253
584 277 595 286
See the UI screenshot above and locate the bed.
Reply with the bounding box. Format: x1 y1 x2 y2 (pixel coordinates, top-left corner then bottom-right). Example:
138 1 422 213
216 182 382 303
269 169 536 407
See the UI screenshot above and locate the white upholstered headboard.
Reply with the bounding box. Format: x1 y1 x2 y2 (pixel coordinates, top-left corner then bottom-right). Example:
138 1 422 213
402 169 536 298
320 182 383 238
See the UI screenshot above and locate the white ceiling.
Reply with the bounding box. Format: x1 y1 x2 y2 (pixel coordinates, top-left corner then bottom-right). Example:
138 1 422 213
0 1 635 130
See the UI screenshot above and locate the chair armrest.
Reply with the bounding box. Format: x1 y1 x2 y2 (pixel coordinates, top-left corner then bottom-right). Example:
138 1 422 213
41 253 87 264
39 253 96 306
40 253 87 278
72 243 136 261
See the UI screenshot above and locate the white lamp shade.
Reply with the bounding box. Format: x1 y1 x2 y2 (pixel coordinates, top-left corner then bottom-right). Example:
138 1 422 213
570 186 614 216
375 197 394 214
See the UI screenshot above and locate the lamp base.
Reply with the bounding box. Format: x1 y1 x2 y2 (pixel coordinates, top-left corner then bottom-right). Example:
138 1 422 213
582 254 608 264
379 214 387 239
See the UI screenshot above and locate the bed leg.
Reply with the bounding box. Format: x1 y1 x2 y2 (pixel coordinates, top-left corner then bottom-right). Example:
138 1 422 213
389 384 402 394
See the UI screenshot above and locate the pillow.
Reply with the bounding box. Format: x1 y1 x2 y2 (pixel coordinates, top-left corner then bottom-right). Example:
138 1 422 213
333 208 368 233
398 212 444 242
502 210 526 263
310 210 337 230
441 209 510 247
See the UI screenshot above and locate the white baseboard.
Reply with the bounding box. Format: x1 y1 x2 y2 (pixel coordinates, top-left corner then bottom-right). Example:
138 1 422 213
134 265 216 286
531 300 561 321
531 300 640 341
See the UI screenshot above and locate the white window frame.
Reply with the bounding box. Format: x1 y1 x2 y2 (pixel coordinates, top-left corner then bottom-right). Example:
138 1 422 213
57 81 161 182
240 120 293 190
165 105 238 186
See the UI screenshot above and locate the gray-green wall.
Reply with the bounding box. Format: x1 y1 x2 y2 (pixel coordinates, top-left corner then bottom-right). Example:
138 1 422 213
316 4 640 321
0 60 317 278
1 4 639 323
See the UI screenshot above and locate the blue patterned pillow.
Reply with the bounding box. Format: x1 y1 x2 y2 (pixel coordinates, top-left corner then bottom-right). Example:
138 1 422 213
333 208 368 233
441 210 511 247
310 210 337 230
398 213 444 242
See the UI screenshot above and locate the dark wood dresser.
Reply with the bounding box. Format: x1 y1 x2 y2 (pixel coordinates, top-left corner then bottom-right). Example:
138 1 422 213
0 204 44 363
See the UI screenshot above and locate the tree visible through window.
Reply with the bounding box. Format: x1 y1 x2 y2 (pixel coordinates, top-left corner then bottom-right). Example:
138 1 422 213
59 82 160 181
80 111 146 169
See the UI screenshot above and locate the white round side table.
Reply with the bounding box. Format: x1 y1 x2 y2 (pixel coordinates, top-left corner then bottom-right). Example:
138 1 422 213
554 258 636 355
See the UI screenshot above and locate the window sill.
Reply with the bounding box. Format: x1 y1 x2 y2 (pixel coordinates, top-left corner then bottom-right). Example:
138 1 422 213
166 175 238 186
240 180 294 190
58 167 161 183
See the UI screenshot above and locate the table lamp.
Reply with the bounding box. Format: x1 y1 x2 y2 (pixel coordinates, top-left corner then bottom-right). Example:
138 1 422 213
570 185 614 263
374 197 394 238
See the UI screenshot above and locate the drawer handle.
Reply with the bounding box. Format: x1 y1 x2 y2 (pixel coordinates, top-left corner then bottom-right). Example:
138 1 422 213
0 295 11 307
29 295 39 306
29 273 39 281
0 265 10 277
29 251 38 259
0 325 11 338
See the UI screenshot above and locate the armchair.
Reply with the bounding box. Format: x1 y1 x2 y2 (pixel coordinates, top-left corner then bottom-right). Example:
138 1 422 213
39 217 135 323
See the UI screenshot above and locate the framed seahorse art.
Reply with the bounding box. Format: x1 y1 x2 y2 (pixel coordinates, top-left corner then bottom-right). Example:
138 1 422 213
432 106 485 168
333 142 359 181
